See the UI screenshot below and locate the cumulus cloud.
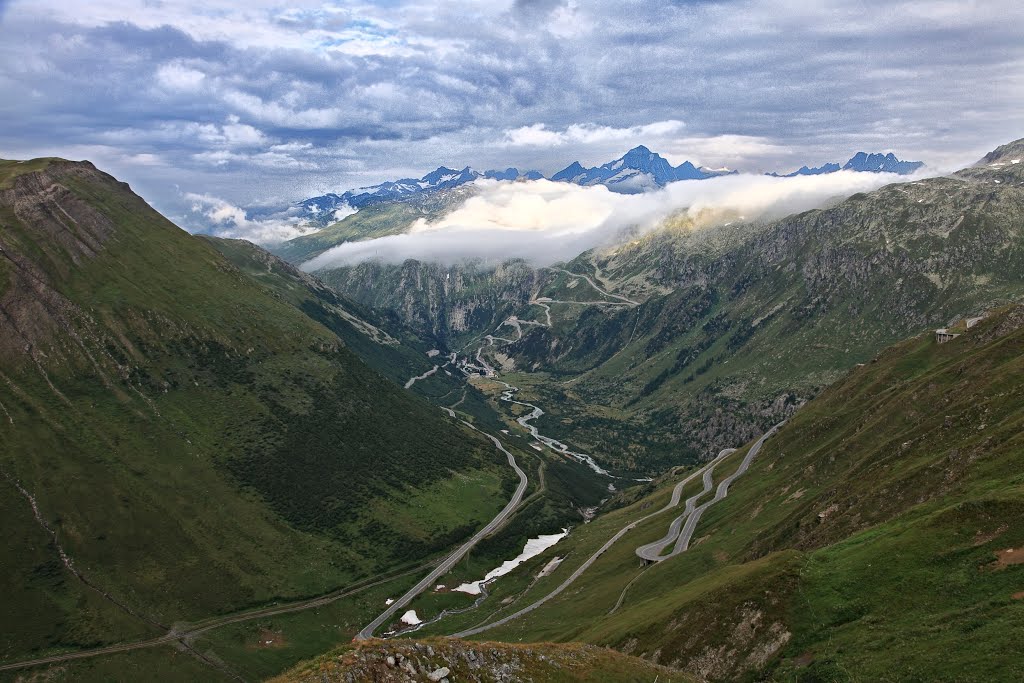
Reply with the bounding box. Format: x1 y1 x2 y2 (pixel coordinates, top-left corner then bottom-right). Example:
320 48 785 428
1 0 1021 221
185 192 317 244
302 170 936 270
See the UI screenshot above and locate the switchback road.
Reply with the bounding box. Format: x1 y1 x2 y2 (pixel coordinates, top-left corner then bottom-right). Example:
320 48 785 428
451 422 784 638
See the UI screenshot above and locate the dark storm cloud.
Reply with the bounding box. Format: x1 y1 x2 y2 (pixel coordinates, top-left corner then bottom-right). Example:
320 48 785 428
0 0 1022 241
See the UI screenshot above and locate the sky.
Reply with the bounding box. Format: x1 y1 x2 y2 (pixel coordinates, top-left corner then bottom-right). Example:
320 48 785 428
1 0 1023 241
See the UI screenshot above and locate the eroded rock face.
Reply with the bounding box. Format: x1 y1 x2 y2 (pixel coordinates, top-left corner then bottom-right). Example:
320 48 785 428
321 259 540 345
0 162 119 367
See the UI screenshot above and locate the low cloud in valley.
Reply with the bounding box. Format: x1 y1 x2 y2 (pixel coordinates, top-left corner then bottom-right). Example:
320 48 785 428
302 170 934 270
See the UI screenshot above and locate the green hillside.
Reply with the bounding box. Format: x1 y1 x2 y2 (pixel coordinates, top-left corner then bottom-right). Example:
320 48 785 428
0 159 516 671
420 306 1024 681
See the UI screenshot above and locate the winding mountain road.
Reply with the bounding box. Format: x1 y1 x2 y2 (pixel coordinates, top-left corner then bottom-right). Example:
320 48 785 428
356 424 528 639
548 267 640 306
635 448 735 561
670 421 782 554
451 422 784 638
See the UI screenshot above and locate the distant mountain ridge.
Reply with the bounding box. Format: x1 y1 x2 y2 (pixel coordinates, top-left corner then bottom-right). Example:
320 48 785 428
298 147 926 225
300 166 544 225
770 151 923 177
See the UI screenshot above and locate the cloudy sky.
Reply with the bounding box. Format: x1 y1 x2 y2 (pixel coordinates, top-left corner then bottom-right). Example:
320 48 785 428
1 0 1022 237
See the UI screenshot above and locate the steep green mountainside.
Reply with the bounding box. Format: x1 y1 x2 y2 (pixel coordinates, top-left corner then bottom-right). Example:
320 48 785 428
314 139 1024 470
417 305 1024 681
203 236 458 391
272 185 476 264
274 638 694 683
0 159 515 667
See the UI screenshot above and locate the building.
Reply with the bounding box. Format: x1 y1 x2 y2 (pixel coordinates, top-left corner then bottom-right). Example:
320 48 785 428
936 315 987 343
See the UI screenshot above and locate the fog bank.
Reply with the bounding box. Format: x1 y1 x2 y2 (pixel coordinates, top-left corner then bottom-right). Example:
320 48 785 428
302 170 935 271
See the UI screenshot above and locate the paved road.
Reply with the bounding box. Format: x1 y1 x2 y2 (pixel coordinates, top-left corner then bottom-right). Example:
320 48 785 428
635 448 735 561
0 565 429 674
451 422 784 638
548 267 640 306
450 450 732 638
356 425 529 639
404 365 438 389
670 421 783 555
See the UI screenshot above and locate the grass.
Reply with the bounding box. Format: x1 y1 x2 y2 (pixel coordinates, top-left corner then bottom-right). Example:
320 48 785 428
0 644 233 683
0 159 515 670
391 308 1024 681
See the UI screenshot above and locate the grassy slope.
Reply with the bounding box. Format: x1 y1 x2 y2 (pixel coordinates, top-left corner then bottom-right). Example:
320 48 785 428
272 200 420 263
0 160 512 665
203 235 464 392
272 186 475 264
437 307 1024 681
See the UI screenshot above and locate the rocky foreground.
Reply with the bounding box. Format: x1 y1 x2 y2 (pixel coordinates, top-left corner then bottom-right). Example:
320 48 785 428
271 638 694 683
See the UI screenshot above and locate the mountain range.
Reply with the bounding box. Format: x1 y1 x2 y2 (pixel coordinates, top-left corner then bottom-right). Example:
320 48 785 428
1 138 1021 683
296 146 925 225
770 151 925 177
299 166 544 226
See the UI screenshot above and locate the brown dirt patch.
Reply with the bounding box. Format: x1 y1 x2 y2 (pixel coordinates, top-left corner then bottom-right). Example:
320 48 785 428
1011 591 1024 600
995 548 1024 569
255 629 287 649
714 551 730 563
792 651 815 668
973 523 1008 546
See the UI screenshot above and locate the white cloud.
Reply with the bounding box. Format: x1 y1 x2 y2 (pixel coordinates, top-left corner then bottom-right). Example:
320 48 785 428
156 62 206 91
223 90 346 129
185 192 317 243
661 135 788 168
502 121 687 147
302 169 938 270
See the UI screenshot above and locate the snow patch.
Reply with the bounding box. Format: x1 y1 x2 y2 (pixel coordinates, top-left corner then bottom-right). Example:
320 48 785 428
452 529 568 595
400 610 421 625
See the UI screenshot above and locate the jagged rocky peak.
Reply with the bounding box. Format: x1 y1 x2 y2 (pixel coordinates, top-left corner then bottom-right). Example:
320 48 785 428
551 160 588 181
978 137 1024 166
842 151 923 174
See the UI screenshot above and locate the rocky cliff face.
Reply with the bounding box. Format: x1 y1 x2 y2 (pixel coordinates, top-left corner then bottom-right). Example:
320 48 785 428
320 258 541 346
0 161 119 362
